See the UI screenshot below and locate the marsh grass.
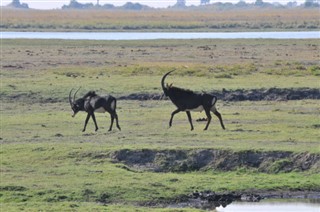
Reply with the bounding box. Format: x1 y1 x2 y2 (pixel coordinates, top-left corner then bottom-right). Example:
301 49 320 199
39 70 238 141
1 132 319 210
1 100 319 151
1 38 319 210
1 67 319 104
1 98 319 211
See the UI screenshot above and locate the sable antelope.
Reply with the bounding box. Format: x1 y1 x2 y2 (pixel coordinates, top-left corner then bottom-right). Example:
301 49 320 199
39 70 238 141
161 70 225 131
69 88 121 132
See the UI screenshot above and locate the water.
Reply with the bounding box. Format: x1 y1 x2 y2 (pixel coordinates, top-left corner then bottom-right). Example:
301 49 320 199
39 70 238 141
1 31 319 40
168 199 320 211
217 200 319 212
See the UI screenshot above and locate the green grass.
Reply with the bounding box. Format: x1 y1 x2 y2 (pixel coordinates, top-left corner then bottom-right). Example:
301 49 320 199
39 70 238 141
1 99 319 210
1 38 319 211
1 139 319 210
1 138 319 200
1 100 319 152
1 66 319 103
1 203 203 212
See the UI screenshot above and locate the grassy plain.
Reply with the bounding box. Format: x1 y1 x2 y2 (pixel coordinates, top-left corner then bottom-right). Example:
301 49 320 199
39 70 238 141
1 39 319 211
1 8 320 31
1 39 319 101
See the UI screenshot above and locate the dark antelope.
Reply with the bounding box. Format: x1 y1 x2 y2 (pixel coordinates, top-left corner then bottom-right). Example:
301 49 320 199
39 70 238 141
161 70 225 131
69 88 121 132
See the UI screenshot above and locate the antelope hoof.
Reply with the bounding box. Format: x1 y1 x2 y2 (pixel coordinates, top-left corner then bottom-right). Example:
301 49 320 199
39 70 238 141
95 128 99 132
108 128 112 132
82 129 86 132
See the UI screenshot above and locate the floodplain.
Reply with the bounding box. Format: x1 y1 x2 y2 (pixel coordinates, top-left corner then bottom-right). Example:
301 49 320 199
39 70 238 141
1 38 319 211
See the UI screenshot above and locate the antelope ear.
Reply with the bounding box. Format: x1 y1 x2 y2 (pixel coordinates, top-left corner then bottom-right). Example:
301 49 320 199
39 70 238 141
166 83 169 88
169 83 173 88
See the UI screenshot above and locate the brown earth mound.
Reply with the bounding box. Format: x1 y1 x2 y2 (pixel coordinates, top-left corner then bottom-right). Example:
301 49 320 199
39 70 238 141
110 149 320 173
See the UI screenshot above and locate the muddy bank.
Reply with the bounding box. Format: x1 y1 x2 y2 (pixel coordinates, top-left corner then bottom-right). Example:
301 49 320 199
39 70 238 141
119 88 320 101
140 190 320 210
111 149 320 173
139 191 247 209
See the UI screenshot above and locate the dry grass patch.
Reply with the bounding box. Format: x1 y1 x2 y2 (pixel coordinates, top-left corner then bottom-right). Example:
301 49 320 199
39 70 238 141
1 8 319 31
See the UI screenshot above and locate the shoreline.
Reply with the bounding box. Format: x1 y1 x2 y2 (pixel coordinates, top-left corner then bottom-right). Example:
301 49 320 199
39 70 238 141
139 190 320 210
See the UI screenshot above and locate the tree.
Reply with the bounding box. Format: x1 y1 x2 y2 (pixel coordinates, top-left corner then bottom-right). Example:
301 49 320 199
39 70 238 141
201 0 210 5
286 1 298 7
62 0 94 9
255 0 264 6
175 0 186 7
7 0 29 8
304 0 320 7
236 0 248 7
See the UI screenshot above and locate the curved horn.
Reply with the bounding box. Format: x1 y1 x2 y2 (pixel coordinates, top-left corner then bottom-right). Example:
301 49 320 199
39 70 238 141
161 70 175 91
73 87 81 102
69 88 74 106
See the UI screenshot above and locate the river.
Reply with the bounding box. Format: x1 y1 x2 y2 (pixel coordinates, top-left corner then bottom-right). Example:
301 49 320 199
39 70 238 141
1 31 319 40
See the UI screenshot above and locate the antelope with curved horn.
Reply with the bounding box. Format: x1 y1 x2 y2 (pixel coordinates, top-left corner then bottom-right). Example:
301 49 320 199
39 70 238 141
69 88 121 132
161 70 225 131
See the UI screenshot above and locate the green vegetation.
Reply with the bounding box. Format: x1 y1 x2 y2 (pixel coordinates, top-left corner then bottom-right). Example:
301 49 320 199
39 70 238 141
2 100 319 151
1 39 319 102
1 39 319 211
1 145 319 209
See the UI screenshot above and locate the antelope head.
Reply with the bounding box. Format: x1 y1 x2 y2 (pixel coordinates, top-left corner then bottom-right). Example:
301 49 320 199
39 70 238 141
69 87 81 117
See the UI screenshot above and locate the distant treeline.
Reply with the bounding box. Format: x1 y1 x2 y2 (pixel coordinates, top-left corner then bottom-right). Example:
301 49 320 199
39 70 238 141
62 1 151 10
5 0 320 10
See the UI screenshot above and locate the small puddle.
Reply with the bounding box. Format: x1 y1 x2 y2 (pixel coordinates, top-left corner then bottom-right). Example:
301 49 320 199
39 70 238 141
167 198 320 211
216 199 319 212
